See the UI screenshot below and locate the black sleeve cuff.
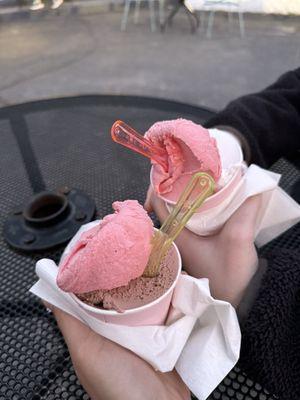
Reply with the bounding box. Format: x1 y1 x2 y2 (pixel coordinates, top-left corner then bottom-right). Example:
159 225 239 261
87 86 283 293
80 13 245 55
237 258 268 325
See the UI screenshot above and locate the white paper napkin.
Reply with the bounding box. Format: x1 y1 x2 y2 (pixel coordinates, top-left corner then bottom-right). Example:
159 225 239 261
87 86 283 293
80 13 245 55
167 164 300 246
30 222 241 400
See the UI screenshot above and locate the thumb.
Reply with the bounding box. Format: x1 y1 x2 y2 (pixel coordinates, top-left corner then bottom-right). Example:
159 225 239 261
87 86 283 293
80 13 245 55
224 194 262 241
42 301 91 352
144 186 154 213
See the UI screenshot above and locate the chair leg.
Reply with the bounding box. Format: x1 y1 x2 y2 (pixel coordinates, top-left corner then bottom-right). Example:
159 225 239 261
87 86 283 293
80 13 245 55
206 10 214 38
238 11 245 38
121 0 131 31
134 0 141 24
148 0 156 32
183 5 198 33
195 11 200 29
184 6 194 33
200 11 205 33
227 11 233 28
161 0 181 31
158 0 165 26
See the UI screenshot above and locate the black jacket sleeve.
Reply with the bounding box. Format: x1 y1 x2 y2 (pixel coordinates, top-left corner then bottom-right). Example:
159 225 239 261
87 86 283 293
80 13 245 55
205 69 300 399
239 248 300 400
205 68 300 168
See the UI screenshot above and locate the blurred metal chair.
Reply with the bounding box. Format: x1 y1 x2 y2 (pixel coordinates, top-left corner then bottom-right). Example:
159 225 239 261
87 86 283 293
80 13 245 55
121 0 165 32
161 0 200 33
202 0 245 38
30 0 63 10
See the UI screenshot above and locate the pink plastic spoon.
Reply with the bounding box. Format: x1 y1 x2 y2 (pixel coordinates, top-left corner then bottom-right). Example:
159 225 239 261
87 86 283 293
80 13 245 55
111 120 168 172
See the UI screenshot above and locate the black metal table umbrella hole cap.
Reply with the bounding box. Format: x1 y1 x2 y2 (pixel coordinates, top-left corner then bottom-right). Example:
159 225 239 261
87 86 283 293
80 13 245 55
3 188 96 252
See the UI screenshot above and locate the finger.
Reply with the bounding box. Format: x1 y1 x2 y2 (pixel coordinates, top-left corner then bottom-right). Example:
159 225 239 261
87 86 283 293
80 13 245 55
42 300 54 312
224 194 262 241
150 192 169 223
144 186 154 213
144 185 171 224
46 304 92 352
150 191 201 250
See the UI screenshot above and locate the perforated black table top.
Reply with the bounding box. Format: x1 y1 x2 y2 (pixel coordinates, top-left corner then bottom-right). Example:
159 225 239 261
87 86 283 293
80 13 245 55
0 95 299 400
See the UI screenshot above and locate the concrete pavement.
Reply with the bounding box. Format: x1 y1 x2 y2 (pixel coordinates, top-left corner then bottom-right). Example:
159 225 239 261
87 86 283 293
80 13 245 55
0 4 299 110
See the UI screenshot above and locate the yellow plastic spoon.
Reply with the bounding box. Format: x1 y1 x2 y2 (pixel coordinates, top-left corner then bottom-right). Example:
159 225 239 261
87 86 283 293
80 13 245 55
143 172 215 277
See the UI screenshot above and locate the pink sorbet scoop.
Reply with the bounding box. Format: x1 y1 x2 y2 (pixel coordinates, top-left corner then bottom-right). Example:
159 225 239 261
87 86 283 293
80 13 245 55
57 200 154 293
145 119 221 195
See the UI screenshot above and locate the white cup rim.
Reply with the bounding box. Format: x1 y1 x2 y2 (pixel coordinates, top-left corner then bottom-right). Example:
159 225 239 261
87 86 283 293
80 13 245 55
70 235 182 316
150 164 242 206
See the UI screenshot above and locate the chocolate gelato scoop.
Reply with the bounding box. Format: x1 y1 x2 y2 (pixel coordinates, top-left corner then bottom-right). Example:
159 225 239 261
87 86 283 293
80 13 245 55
76 246 178 313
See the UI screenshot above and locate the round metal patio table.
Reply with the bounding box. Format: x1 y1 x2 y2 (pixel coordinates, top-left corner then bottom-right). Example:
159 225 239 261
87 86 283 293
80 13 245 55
1 95 297 399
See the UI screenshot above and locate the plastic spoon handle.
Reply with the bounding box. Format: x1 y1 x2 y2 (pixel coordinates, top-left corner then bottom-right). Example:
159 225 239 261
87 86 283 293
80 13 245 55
111 120 168 172
144 172 215 277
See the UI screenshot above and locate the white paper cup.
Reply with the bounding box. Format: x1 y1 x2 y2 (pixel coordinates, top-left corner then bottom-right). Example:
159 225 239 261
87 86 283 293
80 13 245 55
166 172 245 235
70 237 182 326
